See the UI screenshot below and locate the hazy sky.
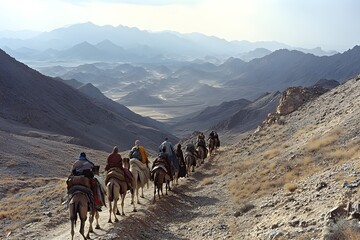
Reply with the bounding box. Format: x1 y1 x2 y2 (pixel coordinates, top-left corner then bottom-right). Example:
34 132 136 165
0 0 359 51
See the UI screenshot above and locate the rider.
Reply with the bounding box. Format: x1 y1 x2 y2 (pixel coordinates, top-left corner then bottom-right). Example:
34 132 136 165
152 145 172 180
93 165 107 208
159 137 176 177
129 140 149 166
208 131 216 141
176 143 186 178
70 152 101 211
214 131 220 147
185 142 198 172
106 146 133 189
197 132 207 158
197 132 206 148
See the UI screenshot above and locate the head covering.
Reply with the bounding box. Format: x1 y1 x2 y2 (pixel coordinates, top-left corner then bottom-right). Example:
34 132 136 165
161 145 166 153
135 140 140 146
112 146 118 153
79 152 87 161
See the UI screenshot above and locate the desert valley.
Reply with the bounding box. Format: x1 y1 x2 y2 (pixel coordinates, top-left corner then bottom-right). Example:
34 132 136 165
0 20 360 240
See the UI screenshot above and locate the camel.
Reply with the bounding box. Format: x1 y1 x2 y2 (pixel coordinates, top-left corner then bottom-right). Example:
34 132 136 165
185 153 196 176
207 138 215 156
126 158 150 208
197 145 206 165
69 191 95 240
152 166 170 202
106 168 135 223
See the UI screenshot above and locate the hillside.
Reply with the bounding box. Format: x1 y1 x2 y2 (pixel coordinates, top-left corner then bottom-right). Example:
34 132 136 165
3 75 359 240
0 49 176 151
172 92 281 137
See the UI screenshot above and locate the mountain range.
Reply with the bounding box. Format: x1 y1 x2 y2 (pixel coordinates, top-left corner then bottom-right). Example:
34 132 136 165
32 45 360 124
0 22 337 63
0 49 176 152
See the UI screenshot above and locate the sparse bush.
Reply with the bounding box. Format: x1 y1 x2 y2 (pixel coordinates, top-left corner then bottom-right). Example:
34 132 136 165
239 202 255 214
263 148 280 160
284 182 298 192
306 127 342 152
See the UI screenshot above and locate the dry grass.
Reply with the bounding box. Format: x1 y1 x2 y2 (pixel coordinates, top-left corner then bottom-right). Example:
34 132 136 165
199 177 214 186
284 182 298 192
306 127 342 152
227 125 345 204
0 177 66 232
326 141 360 161
263 147 280 160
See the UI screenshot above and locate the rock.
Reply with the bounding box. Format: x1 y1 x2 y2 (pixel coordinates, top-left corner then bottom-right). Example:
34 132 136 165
316 182 327 191
271 224 279 229
288 220 300 227
276 86 328 116
299 221 308 228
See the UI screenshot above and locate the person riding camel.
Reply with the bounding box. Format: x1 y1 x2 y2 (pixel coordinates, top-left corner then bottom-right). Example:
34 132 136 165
70 152 102 211
197 132 206 148
105 146 133 190
151 145 172 180
129 140 149 167
92 165 107 208
186 142 199 158
176 144 186 178
159 137 176 178
208 131 215 141
214 131 220 147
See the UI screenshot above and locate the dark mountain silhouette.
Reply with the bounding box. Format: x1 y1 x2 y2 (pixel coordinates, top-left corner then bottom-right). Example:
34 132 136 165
0 49 176 151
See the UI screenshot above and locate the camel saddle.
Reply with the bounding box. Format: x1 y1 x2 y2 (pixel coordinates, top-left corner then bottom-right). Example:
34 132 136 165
105 167 126 184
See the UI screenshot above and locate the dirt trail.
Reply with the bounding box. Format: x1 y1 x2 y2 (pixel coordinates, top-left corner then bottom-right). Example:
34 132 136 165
35 149 232 240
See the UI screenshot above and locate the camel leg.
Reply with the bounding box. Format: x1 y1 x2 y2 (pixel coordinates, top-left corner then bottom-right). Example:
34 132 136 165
80 218 86 240
136 186 140 204
153 180 157 202
71 220 75 240
95 211 100 229
108 200 112 223
114 199 119 222
141 186 145 198
174 171 179 185
88 210 94 233
120 195 125 216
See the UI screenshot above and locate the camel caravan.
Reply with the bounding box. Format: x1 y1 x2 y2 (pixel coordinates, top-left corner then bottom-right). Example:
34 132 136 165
66 132 220 239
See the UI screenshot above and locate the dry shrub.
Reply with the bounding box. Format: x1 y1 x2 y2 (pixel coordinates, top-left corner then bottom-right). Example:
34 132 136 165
284 182 298 192
233 158 255 172
306 127 342 152
238 202 255 214
326 141 360 161
263 148 280 160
